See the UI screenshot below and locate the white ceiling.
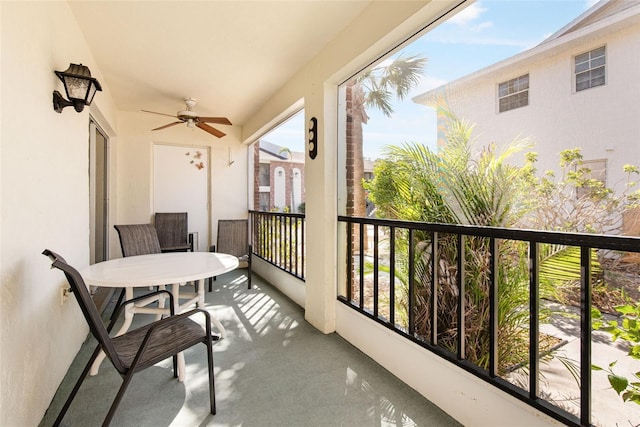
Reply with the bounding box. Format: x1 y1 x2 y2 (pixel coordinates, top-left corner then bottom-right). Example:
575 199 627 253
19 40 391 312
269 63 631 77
69 1 372 127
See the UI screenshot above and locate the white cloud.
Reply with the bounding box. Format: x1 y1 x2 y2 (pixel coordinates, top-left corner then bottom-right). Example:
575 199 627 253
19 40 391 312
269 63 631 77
448 3 487 26
473 21 493 32
422 1 529 48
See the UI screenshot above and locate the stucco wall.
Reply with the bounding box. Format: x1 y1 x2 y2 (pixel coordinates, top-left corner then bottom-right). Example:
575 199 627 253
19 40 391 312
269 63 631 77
0 2 117 425
425 18 640 196
336 305 562 426
113 112 248 256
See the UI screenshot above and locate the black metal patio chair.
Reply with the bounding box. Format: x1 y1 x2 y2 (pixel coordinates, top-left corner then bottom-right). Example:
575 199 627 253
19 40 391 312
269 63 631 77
42 249 217 426
209 219 252 290
155 212 192 252
114 223 162 257
112 223 164 315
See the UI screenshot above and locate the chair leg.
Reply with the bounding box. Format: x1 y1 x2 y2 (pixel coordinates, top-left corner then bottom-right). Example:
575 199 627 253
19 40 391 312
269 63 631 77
103 370 136 426
172 354 178 378
206 338 216 415
110 288 126 320
53 344 103 427
207 276 218 292
247 247 252 290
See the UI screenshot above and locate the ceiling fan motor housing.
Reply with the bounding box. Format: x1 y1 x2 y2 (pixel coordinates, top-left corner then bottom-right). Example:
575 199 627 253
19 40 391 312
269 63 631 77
177 110 198 121
179 97 198 121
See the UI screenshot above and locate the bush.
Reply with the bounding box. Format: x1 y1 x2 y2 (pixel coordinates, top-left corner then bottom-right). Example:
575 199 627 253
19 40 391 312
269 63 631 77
593 303 640 405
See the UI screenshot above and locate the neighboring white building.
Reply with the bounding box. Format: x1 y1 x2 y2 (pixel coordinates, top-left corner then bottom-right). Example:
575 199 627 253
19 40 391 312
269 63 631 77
413 0 640 196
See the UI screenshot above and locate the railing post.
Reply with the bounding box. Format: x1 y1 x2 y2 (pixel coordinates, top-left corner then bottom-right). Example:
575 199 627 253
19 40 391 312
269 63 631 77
431 231 438 346
359 222 364 309
288 216 292 272
408 228 415 336
580 246 592 426
346 221 353 303
373 225 379 318
457 234 465 360
301 217 305 278
529 241 540 400
489 237 498 378
389 226 396 326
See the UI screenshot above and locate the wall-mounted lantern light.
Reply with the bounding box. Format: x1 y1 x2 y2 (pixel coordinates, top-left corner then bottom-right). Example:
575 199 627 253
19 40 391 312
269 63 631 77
53 63 102 113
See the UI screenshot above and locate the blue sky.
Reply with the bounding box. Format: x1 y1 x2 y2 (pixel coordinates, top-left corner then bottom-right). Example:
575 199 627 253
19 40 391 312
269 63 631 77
265 0 598 159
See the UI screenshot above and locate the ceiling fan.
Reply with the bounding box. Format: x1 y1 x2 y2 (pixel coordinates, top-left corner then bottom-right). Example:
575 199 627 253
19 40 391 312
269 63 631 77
142 97 231 138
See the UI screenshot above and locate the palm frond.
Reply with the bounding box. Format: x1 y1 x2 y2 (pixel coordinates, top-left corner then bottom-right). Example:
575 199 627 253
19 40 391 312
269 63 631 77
539 244 602 284
354 54 427 117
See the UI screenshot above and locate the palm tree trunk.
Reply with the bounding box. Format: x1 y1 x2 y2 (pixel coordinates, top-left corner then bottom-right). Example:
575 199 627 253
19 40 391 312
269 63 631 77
346 82 367 218
346 82 369 268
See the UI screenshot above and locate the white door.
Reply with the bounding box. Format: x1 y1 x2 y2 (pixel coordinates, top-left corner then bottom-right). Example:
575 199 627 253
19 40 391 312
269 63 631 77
153 144 210 251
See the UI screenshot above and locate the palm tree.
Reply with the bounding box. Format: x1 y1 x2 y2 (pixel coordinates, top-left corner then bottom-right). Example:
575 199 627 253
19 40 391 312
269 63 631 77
345 54 427 218
364 112 540 371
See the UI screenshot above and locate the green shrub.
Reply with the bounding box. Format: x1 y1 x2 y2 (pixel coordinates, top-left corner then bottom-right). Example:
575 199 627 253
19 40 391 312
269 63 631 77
593 303 640 405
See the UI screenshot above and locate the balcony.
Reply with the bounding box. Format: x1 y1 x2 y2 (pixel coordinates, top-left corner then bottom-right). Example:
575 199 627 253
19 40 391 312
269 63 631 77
40 212 640 426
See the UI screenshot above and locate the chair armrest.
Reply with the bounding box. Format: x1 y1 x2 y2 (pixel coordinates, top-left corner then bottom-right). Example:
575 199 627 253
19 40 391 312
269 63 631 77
106 289 175 332
188 233 195 252
131 309 213 365
146 308 211 332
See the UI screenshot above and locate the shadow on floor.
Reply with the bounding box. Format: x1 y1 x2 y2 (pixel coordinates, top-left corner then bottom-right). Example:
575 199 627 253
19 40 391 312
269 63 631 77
40 270 461 427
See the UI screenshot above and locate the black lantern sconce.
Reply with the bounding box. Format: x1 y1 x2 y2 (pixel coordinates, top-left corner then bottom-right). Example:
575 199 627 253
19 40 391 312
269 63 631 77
53 63 102 113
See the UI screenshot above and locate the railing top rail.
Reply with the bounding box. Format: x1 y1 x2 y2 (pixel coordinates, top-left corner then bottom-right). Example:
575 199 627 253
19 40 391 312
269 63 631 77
338 215 640 253
249 210 305 219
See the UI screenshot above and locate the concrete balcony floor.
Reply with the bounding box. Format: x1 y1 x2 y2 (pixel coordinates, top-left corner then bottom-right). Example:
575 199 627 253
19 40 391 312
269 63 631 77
40 270 461 426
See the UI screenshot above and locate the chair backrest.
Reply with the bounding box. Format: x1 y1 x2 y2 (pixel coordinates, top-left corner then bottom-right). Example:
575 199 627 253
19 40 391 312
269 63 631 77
154 212 189 251
42 249 126 373
114 224 161 257
217 219 248 257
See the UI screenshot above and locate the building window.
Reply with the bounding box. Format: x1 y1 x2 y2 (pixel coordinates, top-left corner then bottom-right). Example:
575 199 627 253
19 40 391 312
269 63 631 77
498 74 529 113
575 46 605 92
259 163 270 186
576 159 607 198
259 193 270 211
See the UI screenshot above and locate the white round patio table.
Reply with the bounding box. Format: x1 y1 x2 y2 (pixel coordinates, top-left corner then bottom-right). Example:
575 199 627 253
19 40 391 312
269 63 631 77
81 251 239 381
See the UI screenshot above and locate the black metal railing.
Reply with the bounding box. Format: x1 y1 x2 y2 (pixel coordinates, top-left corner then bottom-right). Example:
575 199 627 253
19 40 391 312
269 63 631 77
249 210 305 280
338 215 640 427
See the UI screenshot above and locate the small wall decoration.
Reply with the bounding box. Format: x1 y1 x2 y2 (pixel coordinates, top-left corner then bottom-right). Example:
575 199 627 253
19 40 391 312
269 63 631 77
308 117 318 159
185 151 205 170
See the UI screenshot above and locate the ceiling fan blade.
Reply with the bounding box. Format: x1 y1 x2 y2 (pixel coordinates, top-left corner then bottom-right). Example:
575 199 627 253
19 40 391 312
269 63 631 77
196 122 226 138
142 109 178 119
151 121 183 131
197 117 232 125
